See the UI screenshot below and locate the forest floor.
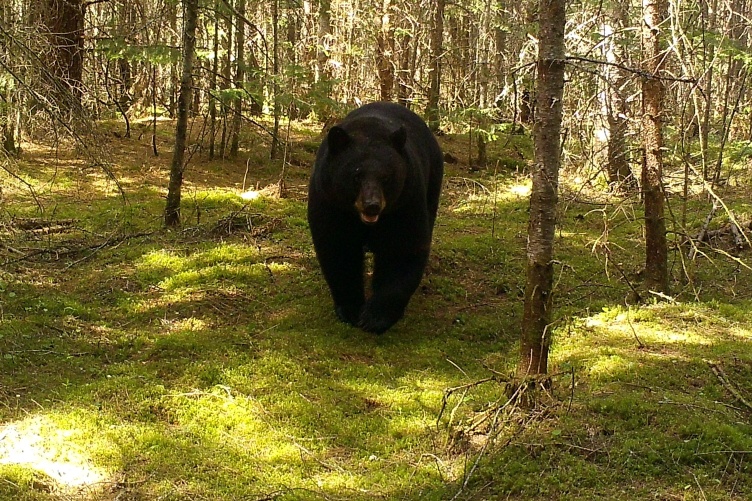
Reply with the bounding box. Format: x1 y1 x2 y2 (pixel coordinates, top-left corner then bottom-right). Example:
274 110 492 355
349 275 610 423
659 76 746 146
1 118 752 500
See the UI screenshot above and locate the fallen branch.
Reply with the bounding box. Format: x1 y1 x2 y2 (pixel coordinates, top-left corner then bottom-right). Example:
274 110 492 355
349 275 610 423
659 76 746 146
694 200 718 249
3 230 155 266
730 221 745 250
13 217 76 231
707 361 752 412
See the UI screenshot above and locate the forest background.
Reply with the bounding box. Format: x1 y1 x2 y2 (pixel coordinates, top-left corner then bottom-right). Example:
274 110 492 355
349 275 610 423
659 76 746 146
1 0 752 499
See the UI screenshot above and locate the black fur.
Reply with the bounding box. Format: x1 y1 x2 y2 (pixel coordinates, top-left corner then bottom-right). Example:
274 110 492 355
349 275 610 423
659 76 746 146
307 102 443 333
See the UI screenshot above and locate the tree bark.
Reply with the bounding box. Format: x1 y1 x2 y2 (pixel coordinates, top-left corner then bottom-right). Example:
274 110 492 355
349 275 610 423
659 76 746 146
426 0 445 132
519 0 566 377
230 0 246 157
220 6 234 158
270 0 281 159
43 0 85 110
209 1 220 159
376 0 395 102
316 0 332 83
641 0 669 294
164 0 199 228
605 2 636 191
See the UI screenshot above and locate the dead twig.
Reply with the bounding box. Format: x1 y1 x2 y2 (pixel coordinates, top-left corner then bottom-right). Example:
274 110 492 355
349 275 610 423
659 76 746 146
707 361 752 412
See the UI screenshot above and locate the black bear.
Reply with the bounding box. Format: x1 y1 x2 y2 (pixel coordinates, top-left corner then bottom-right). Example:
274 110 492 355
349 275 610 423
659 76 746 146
308 102 443 334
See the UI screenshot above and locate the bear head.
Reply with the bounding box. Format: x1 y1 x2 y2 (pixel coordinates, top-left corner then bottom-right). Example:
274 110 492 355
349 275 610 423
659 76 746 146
322 118 408 225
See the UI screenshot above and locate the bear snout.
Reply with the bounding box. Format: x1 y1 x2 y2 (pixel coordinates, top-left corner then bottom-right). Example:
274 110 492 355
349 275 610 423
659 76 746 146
356 181 385 224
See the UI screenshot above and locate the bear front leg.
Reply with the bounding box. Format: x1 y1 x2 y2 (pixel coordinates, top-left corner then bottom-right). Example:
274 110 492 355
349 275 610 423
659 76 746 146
312 232 366 326
359 251 428 334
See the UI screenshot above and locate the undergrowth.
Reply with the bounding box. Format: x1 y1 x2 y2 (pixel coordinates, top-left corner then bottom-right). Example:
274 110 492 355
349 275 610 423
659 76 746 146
0 122 751 500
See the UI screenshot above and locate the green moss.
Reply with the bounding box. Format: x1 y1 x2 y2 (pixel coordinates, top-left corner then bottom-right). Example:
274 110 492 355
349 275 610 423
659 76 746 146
2 125 752 500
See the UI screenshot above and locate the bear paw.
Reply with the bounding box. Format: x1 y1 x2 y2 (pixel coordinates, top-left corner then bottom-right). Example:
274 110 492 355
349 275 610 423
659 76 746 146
358 304 403 334
335 304 361 326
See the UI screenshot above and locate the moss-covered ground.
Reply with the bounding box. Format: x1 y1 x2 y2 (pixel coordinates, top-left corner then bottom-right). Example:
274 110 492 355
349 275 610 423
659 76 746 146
1 120 751 500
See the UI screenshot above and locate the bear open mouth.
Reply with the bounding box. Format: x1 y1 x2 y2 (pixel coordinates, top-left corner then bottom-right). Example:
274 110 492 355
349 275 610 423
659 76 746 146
360 213 380 224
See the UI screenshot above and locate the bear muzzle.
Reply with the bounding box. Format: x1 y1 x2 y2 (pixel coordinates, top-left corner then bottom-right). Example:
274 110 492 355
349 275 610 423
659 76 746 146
355 182 386 225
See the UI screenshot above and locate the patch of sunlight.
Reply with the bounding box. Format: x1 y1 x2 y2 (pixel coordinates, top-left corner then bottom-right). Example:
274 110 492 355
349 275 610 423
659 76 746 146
241 190 262 201
508 183 532 197
730 326 752 340
345 378 446 424
589 354 634 379
90 175 128 196
557 230 589 238
0 416 109 491
638 326 712 345
262 442 299 463
594 127 609 142
584 311 713 346
199 243 260 263
168 387 269 452
160 262 289 290
167 317 207 332
240 184 282 201
312 471 360 493
389 414 436 439
140 249 186 272
133 116 173 123
138 244 263 277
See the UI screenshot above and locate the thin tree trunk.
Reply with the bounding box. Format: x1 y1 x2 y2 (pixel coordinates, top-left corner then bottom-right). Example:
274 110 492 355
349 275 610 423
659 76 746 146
641 0 669 294
209 1 220 159
397 26 413 107
220 7 233 159
316 0 331 83
270 0 281 159
165 0 199 228
230 0 246 157
151 65 159 156
426 0 444 132
519 0 566 378
376 0 394 102
699 0 715 180
712 54 744 185
168 3 179 117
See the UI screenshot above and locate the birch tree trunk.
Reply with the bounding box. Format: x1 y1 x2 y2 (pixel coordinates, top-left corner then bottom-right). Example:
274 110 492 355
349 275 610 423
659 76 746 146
164 0 199 228
519 0 566 377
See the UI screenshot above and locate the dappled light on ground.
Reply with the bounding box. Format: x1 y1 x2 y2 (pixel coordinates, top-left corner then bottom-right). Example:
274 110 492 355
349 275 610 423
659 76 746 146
0 416 110 493
3 133 752 499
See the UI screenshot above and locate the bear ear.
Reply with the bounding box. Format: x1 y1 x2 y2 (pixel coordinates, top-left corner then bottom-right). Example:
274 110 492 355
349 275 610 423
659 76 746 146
390 126 407 150
327 126 351 155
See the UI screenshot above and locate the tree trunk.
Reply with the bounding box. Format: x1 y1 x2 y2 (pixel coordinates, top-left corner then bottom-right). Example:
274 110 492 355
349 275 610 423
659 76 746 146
426 0 444 132
230 0 246 157
396 27 413 107
699 0 715 180
605 2 636 191
376 0 394 102
519 0 566 377
43 0 85 110
209 1 220 159
641 0 669 294
220 7 234 159
270 0 281 159
316 0 332 83
164 0 199 228
168 3 179 117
